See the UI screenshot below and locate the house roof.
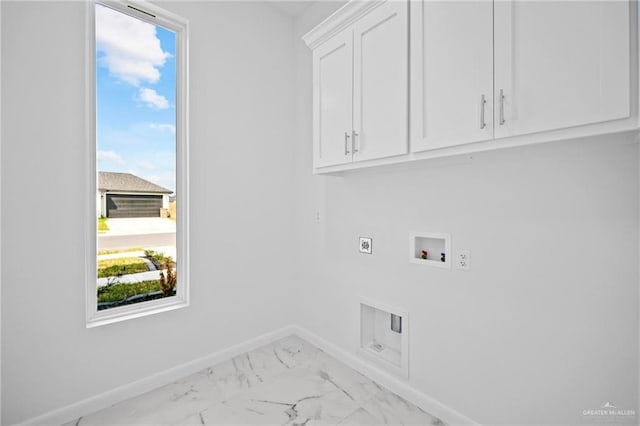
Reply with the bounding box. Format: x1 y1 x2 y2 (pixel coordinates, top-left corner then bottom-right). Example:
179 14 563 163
98 172 173 194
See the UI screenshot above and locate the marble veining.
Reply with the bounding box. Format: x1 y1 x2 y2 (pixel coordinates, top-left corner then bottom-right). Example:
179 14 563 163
63 336 445 426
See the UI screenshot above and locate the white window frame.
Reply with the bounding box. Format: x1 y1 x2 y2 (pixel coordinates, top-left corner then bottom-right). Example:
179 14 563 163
85 0 190 327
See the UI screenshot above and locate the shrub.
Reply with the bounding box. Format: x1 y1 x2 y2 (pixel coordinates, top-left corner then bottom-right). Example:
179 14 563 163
97 217 109 232
159 257 177 297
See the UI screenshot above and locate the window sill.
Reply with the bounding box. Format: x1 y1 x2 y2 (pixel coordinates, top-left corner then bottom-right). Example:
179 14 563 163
86 295 189 328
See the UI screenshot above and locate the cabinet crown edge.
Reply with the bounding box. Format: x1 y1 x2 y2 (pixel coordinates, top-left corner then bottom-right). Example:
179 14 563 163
302 0 387 49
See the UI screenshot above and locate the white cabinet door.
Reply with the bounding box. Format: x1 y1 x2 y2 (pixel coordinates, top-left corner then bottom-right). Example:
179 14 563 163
494 0 630 139
410 0 494 152
352 1 408 162
313 29 353 168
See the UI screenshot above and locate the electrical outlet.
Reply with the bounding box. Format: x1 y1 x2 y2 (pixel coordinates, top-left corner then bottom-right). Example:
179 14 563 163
456 249 470 270
359 237 372 254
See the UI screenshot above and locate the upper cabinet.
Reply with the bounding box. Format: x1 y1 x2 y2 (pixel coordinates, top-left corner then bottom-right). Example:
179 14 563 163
411 0 631 153
410 1 494 152
352 2 408 162
493 0 630 139
313 29 354 168
305 0 635 173
306 1 408 169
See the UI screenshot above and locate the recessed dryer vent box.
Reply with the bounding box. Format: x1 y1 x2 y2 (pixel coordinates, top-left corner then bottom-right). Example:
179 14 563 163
359 298 409 378
410 232 451 268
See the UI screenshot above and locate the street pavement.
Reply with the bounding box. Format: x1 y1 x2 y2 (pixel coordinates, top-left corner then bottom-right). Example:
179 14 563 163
98 218 176 250
98 232 176 251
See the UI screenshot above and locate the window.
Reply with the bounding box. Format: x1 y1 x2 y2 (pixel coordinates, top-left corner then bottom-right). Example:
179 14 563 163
86 1 189 327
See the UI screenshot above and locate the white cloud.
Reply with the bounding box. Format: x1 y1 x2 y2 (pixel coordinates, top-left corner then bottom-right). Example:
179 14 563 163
149 123 176 133
95 4 171 86
97 150 125 165
138 161 156 170
138 88 169 109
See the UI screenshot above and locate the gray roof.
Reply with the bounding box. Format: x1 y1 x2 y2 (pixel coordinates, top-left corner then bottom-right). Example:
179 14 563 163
98 172 172 194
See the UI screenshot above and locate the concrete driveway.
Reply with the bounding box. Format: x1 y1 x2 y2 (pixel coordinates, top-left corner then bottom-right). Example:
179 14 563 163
104 218 176 236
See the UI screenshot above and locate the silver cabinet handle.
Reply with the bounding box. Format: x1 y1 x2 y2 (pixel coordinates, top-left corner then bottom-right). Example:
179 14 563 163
352 130 359 153
344 131 351 155
499 89 505 125
480 94 487 129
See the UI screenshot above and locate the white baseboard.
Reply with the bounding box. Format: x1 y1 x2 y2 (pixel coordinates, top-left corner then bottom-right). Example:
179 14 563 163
18 324 477 426
18 325 296 426
291 325 479 426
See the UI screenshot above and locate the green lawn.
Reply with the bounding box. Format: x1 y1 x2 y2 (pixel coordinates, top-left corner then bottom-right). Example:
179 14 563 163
98 257 149 278
98 280 162 303
98 247 144 255
98 217 109 232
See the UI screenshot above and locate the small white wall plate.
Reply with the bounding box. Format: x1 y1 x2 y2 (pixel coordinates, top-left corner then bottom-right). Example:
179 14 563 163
359 237 372 254
456 249 471 270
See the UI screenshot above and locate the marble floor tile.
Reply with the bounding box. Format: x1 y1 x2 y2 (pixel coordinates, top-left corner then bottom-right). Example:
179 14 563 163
360 391 444 426
336 407 382 425
188 370 363 425
65 336 446 426
306 350 386 404
66 379 223 426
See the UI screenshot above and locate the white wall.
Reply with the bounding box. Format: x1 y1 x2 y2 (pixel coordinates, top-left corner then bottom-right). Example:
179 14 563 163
293 3 639 425
0 1 3 422
2 1 638 425
1 1 296 424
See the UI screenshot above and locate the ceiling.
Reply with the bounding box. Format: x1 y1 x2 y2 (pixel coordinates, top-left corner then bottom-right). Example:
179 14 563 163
268 1 315 18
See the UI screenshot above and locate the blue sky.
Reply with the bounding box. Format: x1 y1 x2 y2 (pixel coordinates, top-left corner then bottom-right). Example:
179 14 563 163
96 4 176 192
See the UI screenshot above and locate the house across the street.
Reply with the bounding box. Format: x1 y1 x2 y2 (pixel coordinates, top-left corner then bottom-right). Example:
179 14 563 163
97 172 173 218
